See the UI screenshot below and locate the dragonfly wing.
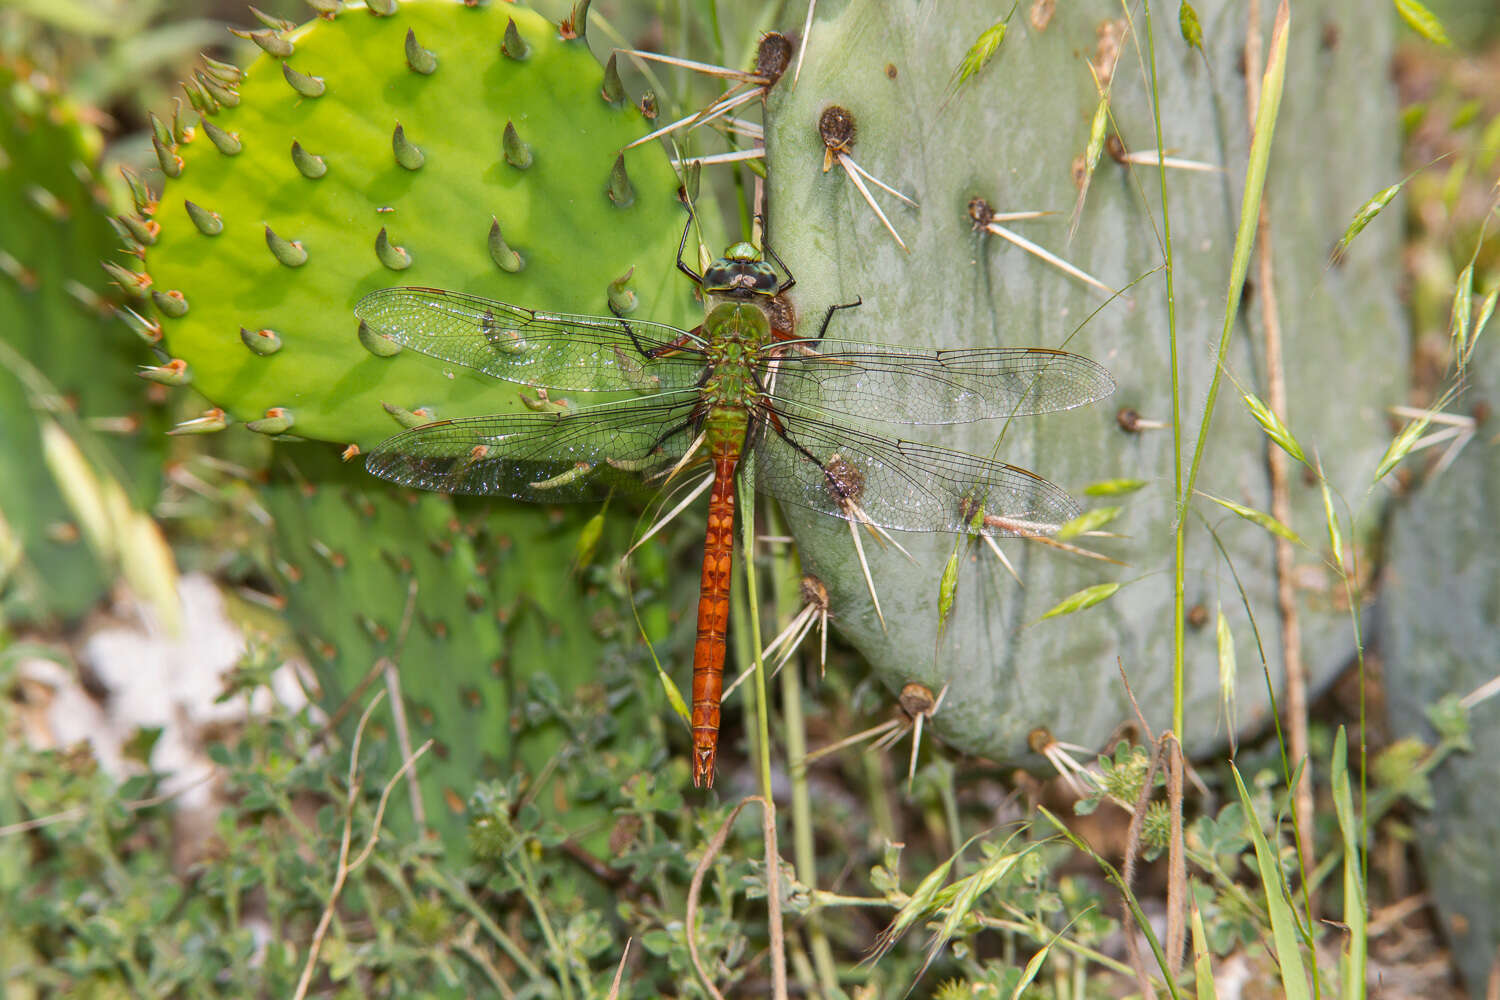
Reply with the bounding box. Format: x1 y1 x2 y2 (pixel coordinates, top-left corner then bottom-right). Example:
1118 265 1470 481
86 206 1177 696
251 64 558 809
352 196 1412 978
763 339 1114 424
752 405 1082 535
366 393 701 502
356 287 709 393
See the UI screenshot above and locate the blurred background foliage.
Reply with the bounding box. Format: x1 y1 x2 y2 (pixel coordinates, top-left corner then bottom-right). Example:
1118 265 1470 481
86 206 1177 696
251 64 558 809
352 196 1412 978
1 0 1498 996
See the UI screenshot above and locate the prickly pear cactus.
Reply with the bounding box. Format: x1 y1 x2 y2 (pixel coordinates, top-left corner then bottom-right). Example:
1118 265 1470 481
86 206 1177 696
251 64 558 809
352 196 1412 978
1380 334 1498 991
0 62 164 623
765 0 1404 762
260 445 678 853
140 0 697 446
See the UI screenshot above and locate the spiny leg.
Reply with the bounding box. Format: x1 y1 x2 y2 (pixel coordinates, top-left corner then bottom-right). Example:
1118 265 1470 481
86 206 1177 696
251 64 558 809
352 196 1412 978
757 214 797 295
814 297 863 341
606 301 702 360
675 210 703 284
757 402 856 505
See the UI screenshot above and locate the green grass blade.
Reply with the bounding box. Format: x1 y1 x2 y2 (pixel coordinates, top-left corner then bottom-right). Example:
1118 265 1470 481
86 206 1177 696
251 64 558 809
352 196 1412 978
1037 807 1180 999
1172 0 1289 737
1231 765 1311 1000
1373 410 1435 482
1320 478 1345 572
937 537 961 631
1470 282 1499 360
1328 180 1403 264
871 851 959 959
1450 260 1474 362
1394 0 1452 46
1331 728 1368 1000
656 661 690 725
1039 582 1120 620
1084 477 1148 496
1189 886 1218 1000
1215 605 1238 728
926 841 1040 972
1057 505 1121 540
1241 391 1308 467
1185 0 1289 496
1009 915 1084 1000
737 468 774 799
1202 493 1306 547
1178 1 1204 51
947 7 1015 95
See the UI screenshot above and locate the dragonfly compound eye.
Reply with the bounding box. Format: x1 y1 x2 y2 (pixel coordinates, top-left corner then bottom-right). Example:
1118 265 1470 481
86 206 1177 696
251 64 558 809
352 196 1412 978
744 261 779 293
704 248 779 298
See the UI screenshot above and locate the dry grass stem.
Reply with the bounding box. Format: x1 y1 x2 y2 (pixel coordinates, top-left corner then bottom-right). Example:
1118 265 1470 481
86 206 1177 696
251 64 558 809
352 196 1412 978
293 691 431 1000
1245 0 1315 908
686 797 786 1000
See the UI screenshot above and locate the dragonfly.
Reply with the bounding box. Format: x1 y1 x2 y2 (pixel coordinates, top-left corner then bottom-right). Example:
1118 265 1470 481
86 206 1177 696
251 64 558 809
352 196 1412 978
355 220 1114 788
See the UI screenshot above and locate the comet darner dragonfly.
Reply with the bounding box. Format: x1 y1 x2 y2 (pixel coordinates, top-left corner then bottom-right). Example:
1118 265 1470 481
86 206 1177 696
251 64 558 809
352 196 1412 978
356 223 1114 788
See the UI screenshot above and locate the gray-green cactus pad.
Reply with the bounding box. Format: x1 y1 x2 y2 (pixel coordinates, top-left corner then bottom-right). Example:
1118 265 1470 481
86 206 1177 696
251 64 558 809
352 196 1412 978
765 0 1404 763
1380 331 1498 992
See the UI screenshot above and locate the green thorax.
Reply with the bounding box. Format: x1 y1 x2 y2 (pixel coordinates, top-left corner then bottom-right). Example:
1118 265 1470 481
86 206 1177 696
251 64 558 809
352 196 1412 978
700 300 771 451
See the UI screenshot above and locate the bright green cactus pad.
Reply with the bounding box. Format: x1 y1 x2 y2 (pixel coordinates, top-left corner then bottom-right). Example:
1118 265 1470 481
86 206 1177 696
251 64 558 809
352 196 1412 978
0 62 163 623
145 0 697 448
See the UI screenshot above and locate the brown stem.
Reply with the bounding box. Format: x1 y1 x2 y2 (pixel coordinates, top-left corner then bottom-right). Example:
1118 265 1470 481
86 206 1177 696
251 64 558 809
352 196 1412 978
1245 0 1315 907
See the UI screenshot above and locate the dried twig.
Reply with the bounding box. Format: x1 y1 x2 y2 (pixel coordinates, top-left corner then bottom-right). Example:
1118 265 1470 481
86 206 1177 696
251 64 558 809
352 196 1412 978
686 796 785 1000
605 939 633 999
293 692 432 1000
0 771 214 837
1119 733 1165 999
1245 0 1314 903
386 577 425 832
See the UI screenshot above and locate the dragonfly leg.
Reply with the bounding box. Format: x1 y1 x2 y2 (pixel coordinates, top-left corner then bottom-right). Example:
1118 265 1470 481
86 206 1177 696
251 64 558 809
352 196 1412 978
602 249 702 359
761 236 797 295
814 297 863 341
606 301 702 361
675 212 703 284
647 328 703 359
757 403 857 505
647 414 700 456
754 194 797 293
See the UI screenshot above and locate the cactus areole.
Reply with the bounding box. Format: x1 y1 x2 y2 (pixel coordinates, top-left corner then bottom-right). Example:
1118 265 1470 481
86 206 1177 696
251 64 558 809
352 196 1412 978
356 218 1114 787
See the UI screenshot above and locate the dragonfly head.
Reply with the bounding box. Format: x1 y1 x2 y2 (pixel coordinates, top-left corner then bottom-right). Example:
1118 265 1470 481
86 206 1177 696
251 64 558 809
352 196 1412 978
702 242 779 300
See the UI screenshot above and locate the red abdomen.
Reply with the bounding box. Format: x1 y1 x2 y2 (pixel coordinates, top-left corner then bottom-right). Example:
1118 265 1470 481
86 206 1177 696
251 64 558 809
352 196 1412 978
690 449 739 787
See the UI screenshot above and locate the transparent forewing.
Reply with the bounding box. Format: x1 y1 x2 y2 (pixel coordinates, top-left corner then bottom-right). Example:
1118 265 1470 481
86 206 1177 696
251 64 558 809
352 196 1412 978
356 287 710 394
366 393 701 501
761 339 1114 425
753 405 1082 535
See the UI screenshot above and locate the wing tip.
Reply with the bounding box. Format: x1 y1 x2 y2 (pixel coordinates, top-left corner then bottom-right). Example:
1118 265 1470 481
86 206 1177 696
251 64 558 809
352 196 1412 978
362 449 403 485
352 287 392 321
1092 361 1117 401
1047 354 1115 410
1050 491 1085 525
